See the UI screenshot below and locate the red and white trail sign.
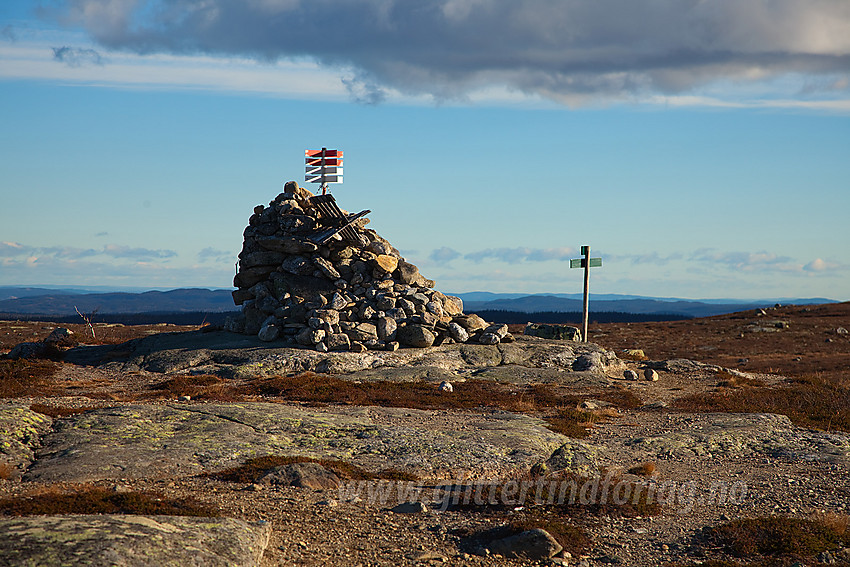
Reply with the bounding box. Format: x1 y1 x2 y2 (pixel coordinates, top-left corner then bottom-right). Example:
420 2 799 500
305 148 343 188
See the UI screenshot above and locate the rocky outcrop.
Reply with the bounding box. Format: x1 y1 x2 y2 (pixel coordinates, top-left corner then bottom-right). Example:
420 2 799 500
5 327 77 360
226 182 516 351
63 329 621 381
0 515 271 567
524 323 582 341
625 413 850 463
0 405 52 479
23 403 569 483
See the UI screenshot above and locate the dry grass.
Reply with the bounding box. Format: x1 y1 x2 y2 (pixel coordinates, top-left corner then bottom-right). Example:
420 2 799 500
204 455 417 484
0 359 60 398
702 516 846 559
0 484 218 517
0 321 202 352
29 403 96 418
675 372 850 433
666 561 762 567
544 408 598 438
627 462 657 476
242 373 499 409
146 374 237 401
814 511 850 536
715 370 767 389
148 371 642 439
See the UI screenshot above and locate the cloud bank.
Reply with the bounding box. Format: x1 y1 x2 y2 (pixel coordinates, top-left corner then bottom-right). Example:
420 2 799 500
44 0 850 104
429 246 577 264
0 241 176 261
422 244 847 277
0 241 229 287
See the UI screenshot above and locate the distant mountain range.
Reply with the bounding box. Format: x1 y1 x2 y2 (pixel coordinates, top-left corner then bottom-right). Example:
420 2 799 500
0 286 839 320
0 288 237 315
455 292 838 319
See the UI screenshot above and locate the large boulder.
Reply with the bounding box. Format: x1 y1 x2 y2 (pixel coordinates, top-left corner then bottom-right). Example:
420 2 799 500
0 515 271 567
397 325 436 348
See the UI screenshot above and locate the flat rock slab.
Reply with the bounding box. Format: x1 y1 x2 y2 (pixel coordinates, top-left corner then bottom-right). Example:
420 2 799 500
0 515 270 567
25 403 568 483
62 330 621 383
0 405 52 478
625 413 850 463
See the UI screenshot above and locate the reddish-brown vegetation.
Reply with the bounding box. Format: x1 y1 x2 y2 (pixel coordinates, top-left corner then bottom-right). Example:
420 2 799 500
0 359 60 398
0 484 218 517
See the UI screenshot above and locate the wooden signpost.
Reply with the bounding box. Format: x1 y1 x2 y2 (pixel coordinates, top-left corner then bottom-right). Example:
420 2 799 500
570 245 602 343
305 148 343 194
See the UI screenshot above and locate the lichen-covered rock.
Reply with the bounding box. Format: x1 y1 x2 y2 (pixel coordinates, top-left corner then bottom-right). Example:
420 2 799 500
397 324 436 348
23 403 570 483
376 316 397 341
0 405 53 479
455 314 488 333
524 323 582 341
570 352 599 371
448 322 469 343
546 439 603 476
625 413 850 463
0 515 271 567
64 329 622 383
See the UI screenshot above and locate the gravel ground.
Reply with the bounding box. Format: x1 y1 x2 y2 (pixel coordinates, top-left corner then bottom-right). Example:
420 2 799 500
2 307 850 566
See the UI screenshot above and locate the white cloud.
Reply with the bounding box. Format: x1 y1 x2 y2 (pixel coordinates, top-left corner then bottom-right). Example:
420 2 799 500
429 246 461 264
0 241 35 257
0 240 238 287
0 255 232 288
0 241 176 261
607 251 683 265
0 34 353 100
198 247 235 263
464 247 577 264
101 244 177 259
803 258 843 273
689 249 801 272
29 0 850 108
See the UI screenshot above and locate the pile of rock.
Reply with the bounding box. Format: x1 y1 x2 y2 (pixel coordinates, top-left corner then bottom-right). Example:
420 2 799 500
5 328 76 360
226 182 513 351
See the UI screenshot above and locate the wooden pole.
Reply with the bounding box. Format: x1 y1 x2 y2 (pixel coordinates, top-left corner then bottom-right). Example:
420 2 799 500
321 147 327 195
582 245 590 343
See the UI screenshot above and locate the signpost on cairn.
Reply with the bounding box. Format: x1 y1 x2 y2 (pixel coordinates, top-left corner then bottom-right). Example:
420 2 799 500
570 246 603 343
305 148 343 195
302 148 369 246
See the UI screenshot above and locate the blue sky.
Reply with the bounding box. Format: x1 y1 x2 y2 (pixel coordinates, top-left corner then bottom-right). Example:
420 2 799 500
1 1 849 300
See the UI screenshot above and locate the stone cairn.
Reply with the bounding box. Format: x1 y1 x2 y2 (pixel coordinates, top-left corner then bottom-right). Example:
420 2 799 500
226 181 513 352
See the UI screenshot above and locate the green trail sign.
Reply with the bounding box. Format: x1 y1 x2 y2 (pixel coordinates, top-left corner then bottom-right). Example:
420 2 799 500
570 245 603 343
570 258 603 269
